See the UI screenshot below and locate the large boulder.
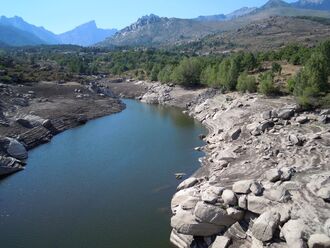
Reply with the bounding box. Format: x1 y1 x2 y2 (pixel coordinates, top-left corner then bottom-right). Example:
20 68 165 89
16 115 48 128
194 201 238 227
6 138 28 160
0 156 25 176
277 108 294 120
177 177 198 191
308 234 330 248
281 219 307 248
171 208 225 236
247 195 272 214
251 211 280 242
211 236 231 248
232 180 253 194
171 187 199 212
222 190 238 206
265 169 282 182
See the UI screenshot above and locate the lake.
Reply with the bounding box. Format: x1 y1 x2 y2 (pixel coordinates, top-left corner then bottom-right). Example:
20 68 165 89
0 99 206 248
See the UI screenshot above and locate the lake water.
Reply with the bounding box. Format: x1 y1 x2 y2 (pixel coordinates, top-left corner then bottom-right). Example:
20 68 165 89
0 99 206 248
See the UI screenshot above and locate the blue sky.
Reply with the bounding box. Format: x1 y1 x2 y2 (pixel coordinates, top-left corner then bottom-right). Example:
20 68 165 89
2 0 295 34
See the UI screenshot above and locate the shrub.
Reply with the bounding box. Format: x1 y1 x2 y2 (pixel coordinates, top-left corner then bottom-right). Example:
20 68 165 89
236 72 257 93
271 62 282 75
171 58 202 86
258 72 277 96
157 65 174 83
200 65 218 87
218 57 240 91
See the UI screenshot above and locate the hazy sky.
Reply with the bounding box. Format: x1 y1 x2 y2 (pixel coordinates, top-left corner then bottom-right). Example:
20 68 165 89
2 0 296 34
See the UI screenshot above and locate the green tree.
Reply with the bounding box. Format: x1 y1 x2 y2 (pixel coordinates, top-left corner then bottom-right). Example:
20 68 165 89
158 65 174 83
218 57 240 91
171 58 202 86
258 72 277 96
292 52 329 108
236 71 257 93
200 64 218 87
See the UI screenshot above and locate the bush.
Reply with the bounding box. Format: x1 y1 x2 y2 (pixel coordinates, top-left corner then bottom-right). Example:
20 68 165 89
258 72 277 96
236 72 257 93
200 65 218 87
292 52 329 108
271 62 282 75
218 57 240 91
158 65 174 83
171 58 202 86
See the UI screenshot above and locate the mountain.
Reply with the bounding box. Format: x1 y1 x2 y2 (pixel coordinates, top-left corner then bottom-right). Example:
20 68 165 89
57 21 117 46
177 16 330 54
195 7 256 22
0 24 46 46
98 14 232 47
98 0 330 49
0 16 116 47
292 0 330 10
0 16 58 44
261 0 291 9
226 7 257 19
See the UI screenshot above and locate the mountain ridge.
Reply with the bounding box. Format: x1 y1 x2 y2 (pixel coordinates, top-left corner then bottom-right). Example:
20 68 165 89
97 0 330 48
0 16 117 46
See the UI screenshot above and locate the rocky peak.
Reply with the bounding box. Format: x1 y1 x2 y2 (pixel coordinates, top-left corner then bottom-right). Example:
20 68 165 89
78 20 98 29
261 0 291 8
122 14 166 32
292 0 330 9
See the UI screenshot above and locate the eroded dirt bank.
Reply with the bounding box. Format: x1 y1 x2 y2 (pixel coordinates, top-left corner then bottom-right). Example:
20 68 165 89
108 81 330 248
0 81 124 176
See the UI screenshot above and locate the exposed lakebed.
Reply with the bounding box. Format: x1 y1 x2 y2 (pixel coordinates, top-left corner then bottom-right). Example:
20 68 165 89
0 99 206 248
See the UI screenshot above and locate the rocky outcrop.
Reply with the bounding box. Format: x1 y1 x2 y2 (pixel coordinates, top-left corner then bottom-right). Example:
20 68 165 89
138 83 330 248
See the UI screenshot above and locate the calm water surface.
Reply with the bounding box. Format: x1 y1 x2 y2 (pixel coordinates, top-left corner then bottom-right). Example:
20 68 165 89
0 99 206 248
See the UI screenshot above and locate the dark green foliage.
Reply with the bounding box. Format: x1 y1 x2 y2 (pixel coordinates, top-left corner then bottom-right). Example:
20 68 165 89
258 72 278 96
236 72 257 93
218 57 240 91
292 51 329 108
271 62 282 75
158 65 174 83
241 52 258 71
200 65 218 87
171 58 203 86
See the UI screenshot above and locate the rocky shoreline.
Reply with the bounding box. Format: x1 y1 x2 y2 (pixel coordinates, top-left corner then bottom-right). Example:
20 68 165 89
1 78 330 248
108 81 330 248
0 81 124 177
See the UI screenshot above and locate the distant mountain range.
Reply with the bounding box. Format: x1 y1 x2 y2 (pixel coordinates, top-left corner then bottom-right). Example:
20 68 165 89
98 0 330 48
0 16 117 47
57 21 117 47
1 0 330 48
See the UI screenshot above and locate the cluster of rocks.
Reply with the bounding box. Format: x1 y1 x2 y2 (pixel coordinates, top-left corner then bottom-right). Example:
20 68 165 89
87 82 116 98
171 169 330 248
0 137 28 176
141 83 173 104
137 84 330 248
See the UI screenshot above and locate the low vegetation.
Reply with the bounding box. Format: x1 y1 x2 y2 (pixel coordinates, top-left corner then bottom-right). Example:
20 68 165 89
0 41 329 109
